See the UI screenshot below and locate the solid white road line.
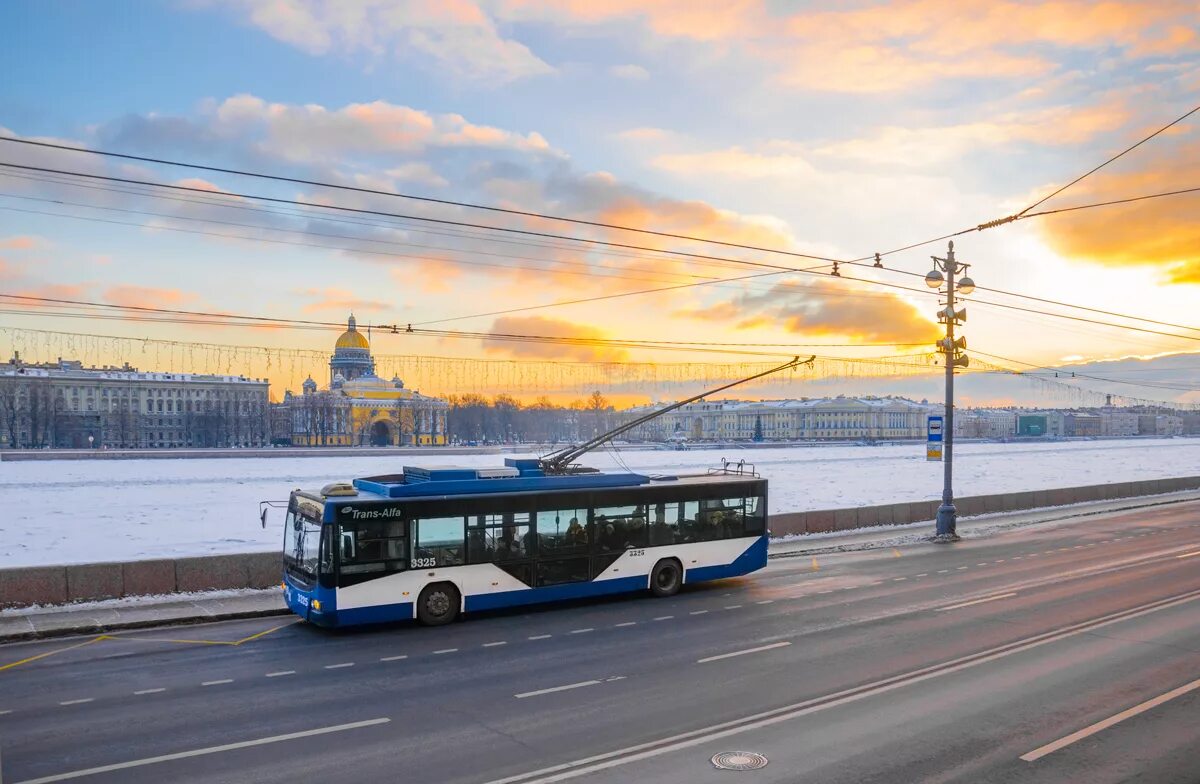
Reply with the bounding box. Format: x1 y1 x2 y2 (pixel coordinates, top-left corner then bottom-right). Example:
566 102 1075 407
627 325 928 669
133 688 166 695
324 663 354 669
697 642 791 664
201 679 233 686
936 593 1018 612
58 699 93 706
1021 676 1200 762
1176 550 1200 559
379 655 408 662
265 671 295 678
515 680 602 699
15 718 391 784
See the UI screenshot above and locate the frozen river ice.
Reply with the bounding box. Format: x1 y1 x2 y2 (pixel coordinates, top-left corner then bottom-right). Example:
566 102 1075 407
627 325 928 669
3 437 1197 566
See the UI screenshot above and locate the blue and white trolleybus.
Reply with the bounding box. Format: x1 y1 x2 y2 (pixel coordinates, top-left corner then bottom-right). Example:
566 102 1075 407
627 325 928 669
282 460 768 626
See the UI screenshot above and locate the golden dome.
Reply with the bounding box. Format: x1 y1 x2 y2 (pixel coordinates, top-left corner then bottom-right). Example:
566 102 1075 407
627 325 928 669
335 314 369 350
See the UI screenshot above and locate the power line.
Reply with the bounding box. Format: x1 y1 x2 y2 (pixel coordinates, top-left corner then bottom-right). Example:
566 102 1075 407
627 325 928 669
0 135 845 263
971 349 1200 393
1016 103 1200 217
1021 185 1200 218
0 168 779 277
0 294 929 353
9 160 1200 345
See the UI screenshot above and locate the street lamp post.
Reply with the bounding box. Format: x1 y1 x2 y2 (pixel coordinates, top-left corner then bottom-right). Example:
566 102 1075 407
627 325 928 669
926 241 975 543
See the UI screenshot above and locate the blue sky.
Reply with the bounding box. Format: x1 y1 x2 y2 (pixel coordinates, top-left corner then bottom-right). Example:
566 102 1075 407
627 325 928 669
1 1 1198 404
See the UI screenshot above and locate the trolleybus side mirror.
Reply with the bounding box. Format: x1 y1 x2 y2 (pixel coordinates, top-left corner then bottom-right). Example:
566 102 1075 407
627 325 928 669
260 507 268 529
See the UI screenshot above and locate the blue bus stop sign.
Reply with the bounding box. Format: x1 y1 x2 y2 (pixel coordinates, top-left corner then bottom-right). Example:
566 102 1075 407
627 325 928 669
927 415 944 443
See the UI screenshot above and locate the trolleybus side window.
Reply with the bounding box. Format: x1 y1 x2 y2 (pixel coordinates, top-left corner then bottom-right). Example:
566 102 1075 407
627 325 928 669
413 517 465 567
701 498 746 538
535 508 589 555
338 519 407 583
593 505 649 551
649 502 683 545
470 513 532 561
744 495 766 533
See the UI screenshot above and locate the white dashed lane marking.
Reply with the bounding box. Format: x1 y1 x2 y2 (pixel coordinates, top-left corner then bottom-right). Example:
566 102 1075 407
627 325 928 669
725 605 743 610
483 641 507 647
202 679 233 686
133 688 166 695
698 641 791 664
515 680 603 699
570 628 595 634
433 648 459 654
380 655 408 662
265 671 295 678
613 622 637 628
60 698 93 706
652 617 673 622
324 663 354 669
755 600 774 605
689 610 709 615
528 634 552 640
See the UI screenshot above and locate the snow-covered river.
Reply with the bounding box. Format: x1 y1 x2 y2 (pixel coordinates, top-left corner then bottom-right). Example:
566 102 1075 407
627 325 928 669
3 438 1197 566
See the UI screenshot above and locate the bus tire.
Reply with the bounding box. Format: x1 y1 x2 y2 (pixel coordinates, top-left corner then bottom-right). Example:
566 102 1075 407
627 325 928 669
649 559 682 597
417 582 460 626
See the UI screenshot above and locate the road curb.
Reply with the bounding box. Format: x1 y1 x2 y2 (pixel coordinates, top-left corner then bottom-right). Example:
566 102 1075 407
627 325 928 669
0 606 290 644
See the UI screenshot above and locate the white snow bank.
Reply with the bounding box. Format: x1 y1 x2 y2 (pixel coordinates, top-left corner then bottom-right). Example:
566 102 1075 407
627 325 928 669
2 438 1197 567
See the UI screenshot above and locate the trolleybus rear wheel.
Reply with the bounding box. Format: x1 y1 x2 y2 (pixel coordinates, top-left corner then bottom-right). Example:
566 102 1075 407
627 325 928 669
649 559 682 597
417 583 460 626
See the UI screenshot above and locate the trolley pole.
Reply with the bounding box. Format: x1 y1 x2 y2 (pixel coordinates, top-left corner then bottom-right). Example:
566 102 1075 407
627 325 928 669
926 242 974 543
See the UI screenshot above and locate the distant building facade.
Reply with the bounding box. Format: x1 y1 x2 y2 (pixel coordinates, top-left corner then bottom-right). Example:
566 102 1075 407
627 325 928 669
624 396 938 442
955 409 1017 438
284 315 449 447
0 354 269 449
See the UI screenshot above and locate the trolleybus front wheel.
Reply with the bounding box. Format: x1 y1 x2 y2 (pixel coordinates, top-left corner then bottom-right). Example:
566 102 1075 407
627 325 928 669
417 582 461 626
649 558 682 597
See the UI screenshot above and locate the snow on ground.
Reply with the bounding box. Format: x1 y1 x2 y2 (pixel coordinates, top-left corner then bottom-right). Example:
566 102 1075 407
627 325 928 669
3 438 1197 567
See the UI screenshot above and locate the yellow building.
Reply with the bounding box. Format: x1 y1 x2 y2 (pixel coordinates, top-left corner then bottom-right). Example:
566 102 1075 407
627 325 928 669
287 315 448 446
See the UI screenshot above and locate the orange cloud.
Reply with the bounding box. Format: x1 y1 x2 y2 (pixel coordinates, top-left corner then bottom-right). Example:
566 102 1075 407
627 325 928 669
1036 139 1200 283
508 0 1196 92
0 235 44 250
677 278 940 343
9 284 92 306
104 286 198 309
482 315 632 361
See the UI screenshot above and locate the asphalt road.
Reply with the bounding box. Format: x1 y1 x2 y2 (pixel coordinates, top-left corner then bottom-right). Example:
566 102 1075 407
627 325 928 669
2 500 1199 784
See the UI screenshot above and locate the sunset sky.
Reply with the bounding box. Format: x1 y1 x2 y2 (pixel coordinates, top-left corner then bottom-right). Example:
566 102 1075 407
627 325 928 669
1 1 1198 405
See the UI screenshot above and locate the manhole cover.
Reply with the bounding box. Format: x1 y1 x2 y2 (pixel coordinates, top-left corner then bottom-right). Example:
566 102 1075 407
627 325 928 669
711 751 769 771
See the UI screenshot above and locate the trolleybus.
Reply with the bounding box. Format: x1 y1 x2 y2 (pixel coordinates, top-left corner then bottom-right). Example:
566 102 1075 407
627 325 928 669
281 459 767 626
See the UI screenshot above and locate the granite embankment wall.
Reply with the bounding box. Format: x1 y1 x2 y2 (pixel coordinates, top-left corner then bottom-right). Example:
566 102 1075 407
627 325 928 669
3 476 1198 608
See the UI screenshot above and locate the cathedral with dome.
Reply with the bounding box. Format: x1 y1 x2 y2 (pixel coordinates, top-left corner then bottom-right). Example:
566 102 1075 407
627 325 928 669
285 315 448 447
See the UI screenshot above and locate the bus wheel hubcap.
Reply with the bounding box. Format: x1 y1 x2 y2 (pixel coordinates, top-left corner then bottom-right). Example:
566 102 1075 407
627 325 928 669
428 592 450 615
